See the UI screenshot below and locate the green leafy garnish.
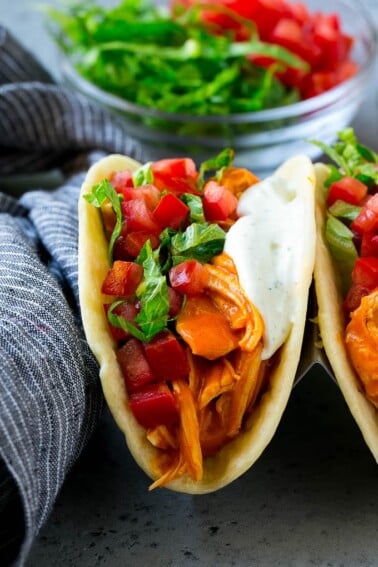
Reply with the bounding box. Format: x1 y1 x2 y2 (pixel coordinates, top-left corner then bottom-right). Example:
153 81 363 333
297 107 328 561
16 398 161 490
44 0 308 121
325 214 358 294
132 162 153 187
171 222 226 264
134 240 170 341
83 179 122 262
328 200 362 224
181 194 206 223
198 148 234 188
310 128 378 187
107 300 146 341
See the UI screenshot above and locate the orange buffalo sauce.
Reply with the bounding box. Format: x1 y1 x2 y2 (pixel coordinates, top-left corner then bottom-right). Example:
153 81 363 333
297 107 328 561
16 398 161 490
147 253 267 488
345 288 378 406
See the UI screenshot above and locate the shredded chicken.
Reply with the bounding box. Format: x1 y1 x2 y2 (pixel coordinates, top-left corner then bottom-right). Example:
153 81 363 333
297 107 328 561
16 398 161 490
149 252 267 488
345 288 378 407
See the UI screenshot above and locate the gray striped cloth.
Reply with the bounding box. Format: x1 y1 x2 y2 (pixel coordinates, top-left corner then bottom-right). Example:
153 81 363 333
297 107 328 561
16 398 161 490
0 26 148 566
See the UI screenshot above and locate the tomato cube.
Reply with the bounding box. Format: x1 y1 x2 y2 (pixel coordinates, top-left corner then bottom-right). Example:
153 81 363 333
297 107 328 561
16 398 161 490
117 338 156 393
114 232 160 260
167 286 184 317
121 184 160 210
343 283 371 314
360 231 378 258
151 158 200 195
326 176 368 207
203 180 238 221
110 170 134 193
104 301 139 342
121 199 161 234
129 383 179 429
153 193 189 229
101 261 143 297
351 195 378 234
270 18 320 66
169 260 208 296
143 331 189 381
152 157 197 179
352 257 378 289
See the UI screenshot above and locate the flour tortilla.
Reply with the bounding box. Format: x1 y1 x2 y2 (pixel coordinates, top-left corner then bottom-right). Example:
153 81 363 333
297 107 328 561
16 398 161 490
313 163 378 462
78 154 316 493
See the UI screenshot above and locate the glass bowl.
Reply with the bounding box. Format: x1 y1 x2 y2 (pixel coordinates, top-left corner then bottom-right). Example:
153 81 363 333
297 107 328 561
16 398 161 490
59 0 377 175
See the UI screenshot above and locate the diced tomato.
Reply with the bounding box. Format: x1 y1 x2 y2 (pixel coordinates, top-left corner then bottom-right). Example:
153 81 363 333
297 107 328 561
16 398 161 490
360 231 378 258
104 301 139 342
121 184 160 210
326 177 368 207
351 194 378 234
253 0 292 41
121 199 161 234
101 261 143 297
343 283 371 314
167 286 184 317
143 330 189 381
153 158 197 179
169 260 208 296
129 383 179 429
117 338 155 393
352 257 378 289
110 170 134 193
287 1 310 25
172 0 358 100
114 232 160 260
151 158 200 195
269 18 321 67
203 180 238 221
153 193 190 229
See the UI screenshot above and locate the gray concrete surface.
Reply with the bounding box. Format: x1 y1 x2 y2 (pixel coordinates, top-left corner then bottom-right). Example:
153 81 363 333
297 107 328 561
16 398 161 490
1 1 378 565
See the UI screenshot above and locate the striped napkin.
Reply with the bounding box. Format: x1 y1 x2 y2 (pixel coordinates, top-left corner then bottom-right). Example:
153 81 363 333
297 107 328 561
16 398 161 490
0 26 147 566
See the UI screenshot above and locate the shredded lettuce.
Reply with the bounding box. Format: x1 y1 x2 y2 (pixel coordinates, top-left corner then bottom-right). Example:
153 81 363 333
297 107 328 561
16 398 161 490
83 179 122 263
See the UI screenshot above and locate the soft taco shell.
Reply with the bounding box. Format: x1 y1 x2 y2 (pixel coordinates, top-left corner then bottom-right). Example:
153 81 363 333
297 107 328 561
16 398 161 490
78 154 316 493
313 162 378 461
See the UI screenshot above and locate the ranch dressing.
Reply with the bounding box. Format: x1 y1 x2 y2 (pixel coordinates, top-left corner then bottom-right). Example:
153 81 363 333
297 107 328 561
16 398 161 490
224 174 307 360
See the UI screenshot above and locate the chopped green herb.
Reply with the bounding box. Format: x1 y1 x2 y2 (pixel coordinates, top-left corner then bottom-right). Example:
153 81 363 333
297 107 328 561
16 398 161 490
83 179 122 263
171 222 226 264
135 241 170 341
44 0 307 119
181 194 206 223
107 300 146 341
132 162 153 187
325 214 358 294
310 128 378 188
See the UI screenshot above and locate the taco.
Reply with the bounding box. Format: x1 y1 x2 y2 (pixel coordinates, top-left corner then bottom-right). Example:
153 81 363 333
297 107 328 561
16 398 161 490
78 149 315 493
312 128 378 461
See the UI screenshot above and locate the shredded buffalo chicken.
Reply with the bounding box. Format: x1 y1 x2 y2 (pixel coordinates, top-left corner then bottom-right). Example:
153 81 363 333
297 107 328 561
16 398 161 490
148 253 266 489
345 288 378 407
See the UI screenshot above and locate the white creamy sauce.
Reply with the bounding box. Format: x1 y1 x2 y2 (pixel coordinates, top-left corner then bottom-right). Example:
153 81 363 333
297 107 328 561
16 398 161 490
224 174 307 360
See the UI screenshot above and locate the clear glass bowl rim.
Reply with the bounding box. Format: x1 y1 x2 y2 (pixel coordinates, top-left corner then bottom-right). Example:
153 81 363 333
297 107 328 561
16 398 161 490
60 0 378 126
